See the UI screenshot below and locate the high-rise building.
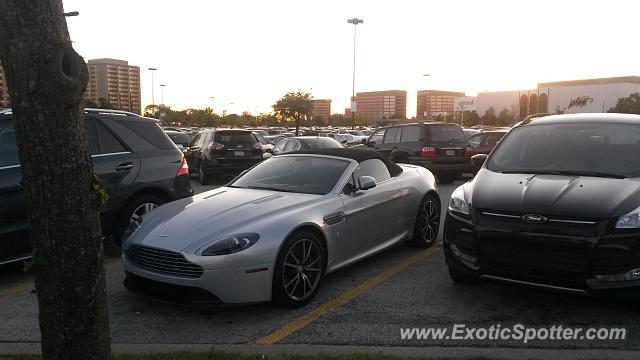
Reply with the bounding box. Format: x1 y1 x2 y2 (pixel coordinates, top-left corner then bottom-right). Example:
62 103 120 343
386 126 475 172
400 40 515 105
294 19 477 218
311 99 331 123
85 58 141 114
355 90 407 124
0 65 9 107
417 90 465 120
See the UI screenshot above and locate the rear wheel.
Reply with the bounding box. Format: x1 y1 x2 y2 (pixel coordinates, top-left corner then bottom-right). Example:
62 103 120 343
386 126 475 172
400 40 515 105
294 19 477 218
410 193 440 248
198 162 212 185
114 193 165 246
273 231 325 308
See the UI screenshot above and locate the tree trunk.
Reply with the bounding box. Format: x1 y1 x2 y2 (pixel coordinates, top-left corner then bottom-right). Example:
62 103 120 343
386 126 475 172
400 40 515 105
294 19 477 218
0 2 111 359
295 117 300 136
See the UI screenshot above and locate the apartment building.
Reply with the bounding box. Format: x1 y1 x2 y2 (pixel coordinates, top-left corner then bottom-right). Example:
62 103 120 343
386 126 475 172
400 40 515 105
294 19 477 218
85 58 141 114
417 90 465 120
355 90 407 124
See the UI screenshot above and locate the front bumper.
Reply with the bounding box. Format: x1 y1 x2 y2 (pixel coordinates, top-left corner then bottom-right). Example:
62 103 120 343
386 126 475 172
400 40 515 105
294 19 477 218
443 211 640 298
123 254 273 305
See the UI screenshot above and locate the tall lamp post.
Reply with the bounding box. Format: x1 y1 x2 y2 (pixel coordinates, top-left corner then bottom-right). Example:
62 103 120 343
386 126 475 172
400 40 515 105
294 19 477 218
159 84 166 108
148 67 157 117
347 17 363 129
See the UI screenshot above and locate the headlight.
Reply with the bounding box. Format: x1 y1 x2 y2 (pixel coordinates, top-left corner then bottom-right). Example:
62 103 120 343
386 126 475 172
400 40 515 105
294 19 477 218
196 233 260 256
448 186 470 215
616 206 640 229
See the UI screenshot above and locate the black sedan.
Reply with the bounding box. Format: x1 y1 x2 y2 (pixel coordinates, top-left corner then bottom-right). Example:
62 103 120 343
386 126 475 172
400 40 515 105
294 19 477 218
444 113 640 298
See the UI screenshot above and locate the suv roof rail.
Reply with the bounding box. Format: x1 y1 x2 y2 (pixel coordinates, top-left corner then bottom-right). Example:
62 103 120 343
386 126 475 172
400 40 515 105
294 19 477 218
85 108 141 117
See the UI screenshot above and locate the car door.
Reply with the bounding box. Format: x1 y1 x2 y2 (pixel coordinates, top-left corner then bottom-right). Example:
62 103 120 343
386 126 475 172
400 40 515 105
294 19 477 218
185 132 204 171
365 128 386 151
88 118 139 214
340 159 404 253
0 117 30 263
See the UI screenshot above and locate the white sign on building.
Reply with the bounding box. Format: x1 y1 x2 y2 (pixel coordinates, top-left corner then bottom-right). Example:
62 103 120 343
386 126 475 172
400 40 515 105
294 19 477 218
454 96 477 111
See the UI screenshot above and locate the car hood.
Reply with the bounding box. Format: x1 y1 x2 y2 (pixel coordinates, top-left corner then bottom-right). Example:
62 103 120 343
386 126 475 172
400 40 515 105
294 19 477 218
470 169 640 219
129 187 321 252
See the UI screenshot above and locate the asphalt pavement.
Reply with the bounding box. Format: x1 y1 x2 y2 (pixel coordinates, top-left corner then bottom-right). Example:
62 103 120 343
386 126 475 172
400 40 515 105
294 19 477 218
1 176 639 357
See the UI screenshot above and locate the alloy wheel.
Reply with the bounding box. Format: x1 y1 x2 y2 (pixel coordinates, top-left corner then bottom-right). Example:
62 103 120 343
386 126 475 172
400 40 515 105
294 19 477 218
282 238 322 301
130 202 158 225
420 198 439 244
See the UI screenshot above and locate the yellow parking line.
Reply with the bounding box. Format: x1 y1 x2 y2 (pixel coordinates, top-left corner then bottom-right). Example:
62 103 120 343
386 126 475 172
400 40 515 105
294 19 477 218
256 246 442 345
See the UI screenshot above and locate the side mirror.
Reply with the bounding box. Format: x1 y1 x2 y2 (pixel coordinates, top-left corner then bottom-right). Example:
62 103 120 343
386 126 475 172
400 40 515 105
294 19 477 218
265 147 273 153
366 140 375 147
263 152 273 159
358 176 376 191
471 154 488 171
361 139 367 145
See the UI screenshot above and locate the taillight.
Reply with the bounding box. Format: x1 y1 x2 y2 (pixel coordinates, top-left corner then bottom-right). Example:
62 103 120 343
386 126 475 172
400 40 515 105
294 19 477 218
207 142 225 151
176 157 189 177
420 146 435 158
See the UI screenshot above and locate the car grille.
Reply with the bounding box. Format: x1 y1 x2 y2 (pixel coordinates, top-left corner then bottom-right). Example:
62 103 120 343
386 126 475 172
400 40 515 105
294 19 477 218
127 245 204 278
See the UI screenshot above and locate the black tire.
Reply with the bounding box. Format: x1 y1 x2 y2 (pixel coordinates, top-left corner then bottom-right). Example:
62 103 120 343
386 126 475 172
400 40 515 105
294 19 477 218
198 161 212 185
448 265 478 284
272 231 325 308
113 193 166 246
410 193 440 248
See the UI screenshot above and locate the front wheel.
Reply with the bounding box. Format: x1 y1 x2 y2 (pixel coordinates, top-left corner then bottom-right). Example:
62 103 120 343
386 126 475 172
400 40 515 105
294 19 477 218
272 231 325 308
114 193 165 246
410 193 441 248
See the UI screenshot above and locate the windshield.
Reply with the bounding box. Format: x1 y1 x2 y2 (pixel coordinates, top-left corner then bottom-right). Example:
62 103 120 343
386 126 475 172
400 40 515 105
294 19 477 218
428 125 467 146
487 123 640 178
230 156 350 195
303 138 343 149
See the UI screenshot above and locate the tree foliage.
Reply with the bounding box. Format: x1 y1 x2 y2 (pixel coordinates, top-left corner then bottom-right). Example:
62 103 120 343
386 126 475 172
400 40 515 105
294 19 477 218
272 90 313 135
608 92 640 114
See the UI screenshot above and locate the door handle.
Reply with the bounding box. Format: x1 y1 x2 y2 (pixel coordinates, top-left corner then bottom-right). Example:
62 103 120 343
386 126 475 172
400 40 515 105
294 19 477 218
115 163 134 171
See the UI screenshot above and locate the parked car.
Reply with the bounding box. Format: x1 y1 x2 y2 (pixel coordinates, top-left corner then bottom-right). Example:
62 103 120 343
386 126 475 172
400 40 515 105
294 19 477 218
462 128 482 139
185 129 263 185
0 109 193 262
252 131 274 154
265 135 286 145
363 122 472 183
122 148 440 306
465 130 508 157
444 113 640 298
270 136 343 156
165 130 194 148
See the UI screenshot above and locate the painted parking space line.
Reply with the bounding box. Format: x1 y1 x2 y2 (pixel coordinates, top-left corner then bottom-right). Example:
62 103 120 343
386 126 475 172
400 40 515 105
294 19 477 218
0 258 122 300
255 246 442 345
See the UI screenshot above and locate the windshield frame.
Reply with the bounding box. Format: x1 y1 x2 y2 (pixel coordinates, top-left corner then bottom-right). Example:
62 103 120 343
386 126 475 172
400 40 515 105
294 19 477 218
228 154 356 195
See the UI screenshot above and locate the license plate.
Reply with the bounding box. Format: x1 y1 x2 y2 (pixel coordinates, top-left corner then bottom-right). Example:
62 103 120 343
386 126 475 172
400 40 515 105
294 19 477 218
234 151 245 157
445 150 455 156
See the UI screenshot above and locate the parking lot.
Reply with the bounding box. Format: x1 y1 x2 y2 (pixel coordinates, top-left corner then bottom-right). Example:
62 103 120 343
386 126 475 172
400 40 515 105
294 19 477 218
0 177 639 351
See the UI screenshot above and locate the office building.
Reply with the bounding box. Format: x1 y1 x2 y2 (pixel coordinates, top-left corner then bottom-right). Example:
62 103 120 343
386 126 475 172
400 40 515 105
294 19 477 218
417 90 465 120
311 99 331 123
355 90 407 124
85 58 141 114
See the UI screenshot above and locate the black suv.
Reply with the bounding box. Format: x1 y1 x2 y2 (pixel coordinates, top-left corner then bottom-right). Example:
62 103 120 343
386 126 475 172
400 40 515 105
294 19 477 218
185 129 263 184
0 109 193 264
363 122 472 183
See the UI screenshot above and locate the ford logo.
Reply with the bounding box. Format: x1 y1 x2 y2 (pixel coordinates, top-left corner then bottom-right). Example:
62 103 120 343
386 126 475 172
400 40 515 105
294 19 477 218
522 214 548 223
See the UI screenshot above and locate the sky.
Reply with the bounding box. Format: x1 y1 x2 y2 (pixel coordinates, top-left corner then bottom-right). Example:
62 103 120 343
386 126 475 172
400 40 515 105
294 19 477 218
63 0 640 118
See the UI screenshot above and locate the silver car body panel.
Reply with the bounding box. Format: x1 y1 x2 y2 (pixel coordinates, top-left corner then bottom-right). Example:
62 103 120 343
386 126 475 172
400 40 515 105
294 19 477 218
123 155 437 304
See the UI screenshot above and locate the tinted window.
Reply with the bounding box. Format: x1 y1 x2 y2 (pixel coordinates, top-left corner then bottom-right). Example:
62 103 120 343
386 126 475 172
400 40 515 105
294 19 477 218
400 125 421 143
384 127 400 144
485 132 506 146
214 131 256 146
96 121 126 153
189 133 201 147
468 133 483 147
354 159 391 183
253 133 269 145
274 139 288 153
428 125 467 146
285 139 301 152
369 129 385 144
303 138 343 149
487 123 640 178
85 118 100 155
121 121 175 149
230 156 350 195
0 119 18 167
167 132 193 146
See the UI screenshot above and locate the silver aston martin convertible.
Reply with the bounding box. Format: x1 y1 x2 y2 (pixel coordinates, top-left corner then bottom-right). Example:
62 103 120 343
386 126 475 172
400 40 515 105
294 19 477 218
123 148 441 307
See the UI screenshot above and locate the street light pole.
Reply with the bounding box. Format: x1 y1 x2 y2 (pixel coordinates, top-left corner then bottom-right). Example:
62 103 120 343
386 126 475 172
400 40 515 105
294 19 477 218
148 67 157 116
159 84 166 108
347 17 363 129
